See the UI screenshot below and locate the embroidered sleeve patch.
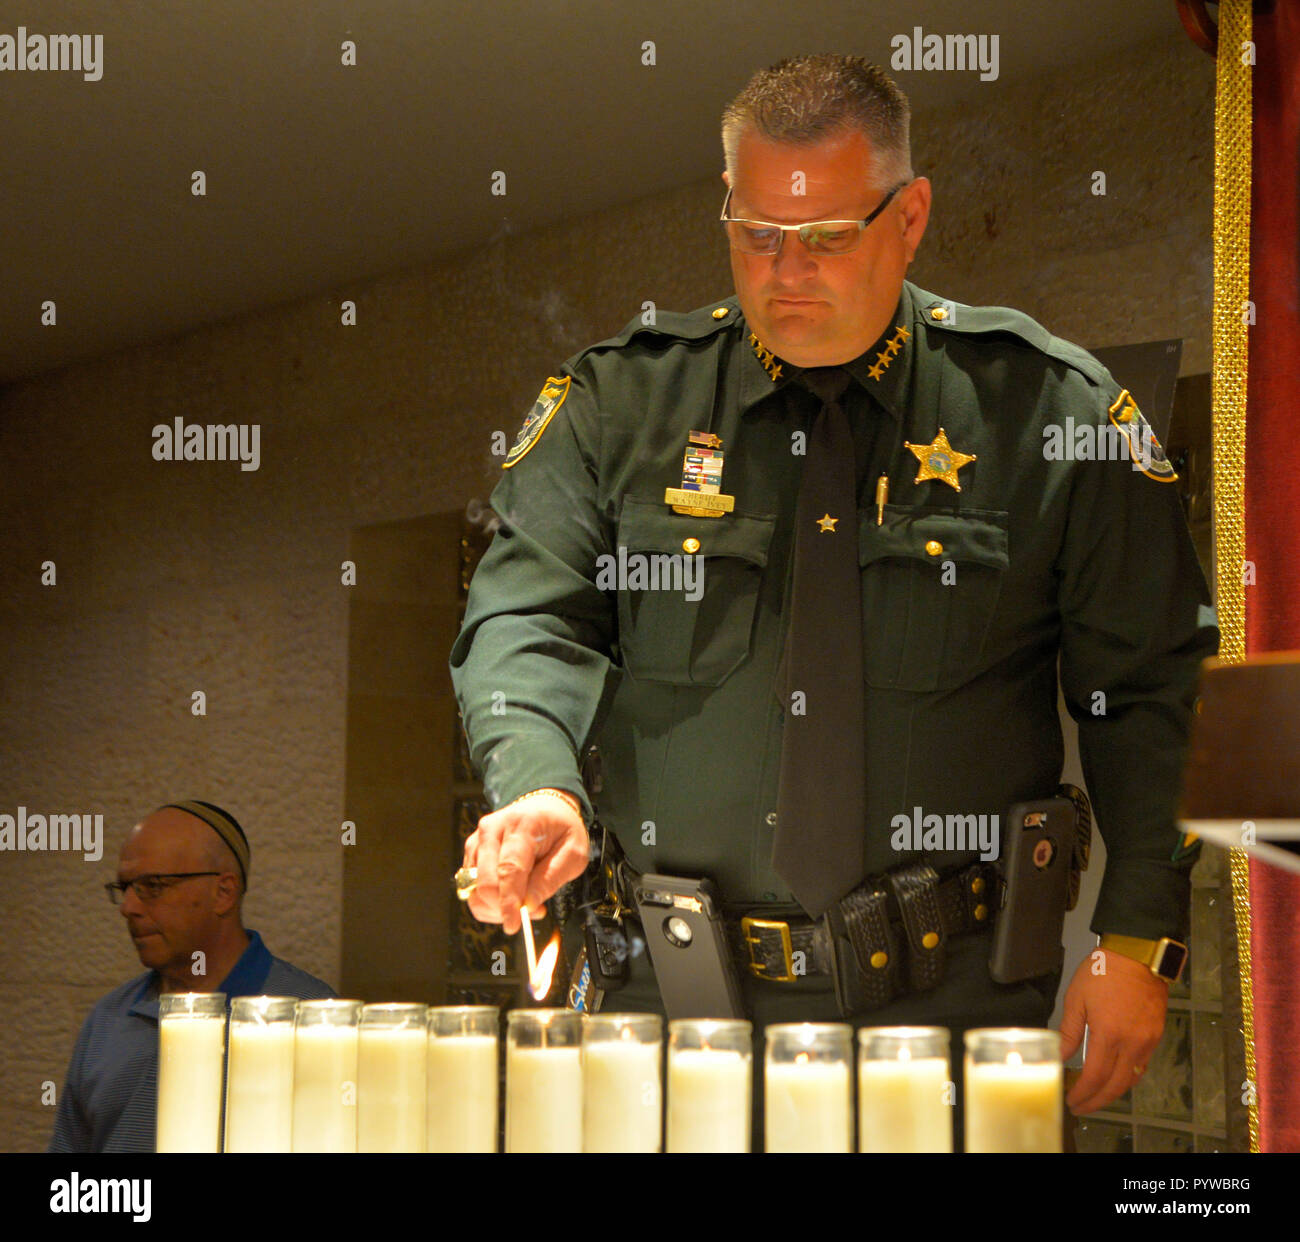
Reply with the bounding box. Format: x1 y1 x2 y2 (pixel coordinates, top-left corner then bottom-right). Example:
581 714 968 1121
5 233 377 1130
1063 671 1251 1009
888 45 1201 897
503 376 571 468
1108 388 1178 482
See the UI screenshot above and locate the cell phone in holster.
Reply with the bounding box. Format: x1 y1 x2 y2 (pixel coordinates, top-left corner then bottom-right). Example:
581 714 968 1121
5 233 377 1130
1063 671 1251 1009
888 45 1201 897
632 874 746 1020
988 796 1076 983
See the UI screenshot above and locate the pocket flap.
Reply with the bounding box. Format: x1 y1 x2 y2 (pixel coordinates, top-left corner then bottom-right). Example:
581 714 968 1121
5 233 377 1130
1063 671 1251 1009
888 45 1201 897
618 496 776 567
858 507 1009 571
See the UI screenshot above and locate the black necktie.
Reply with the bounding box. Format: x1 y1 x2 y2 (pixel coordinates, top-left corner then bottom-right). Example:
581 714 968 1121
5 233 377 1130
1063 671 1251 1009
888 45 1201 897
772 368 866 917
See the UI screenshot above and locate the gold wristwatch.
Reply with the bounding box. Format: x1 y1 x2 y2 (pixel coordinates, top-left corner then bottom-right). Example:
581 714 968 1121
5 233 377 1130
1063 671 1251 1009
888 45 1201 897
1099 934 1188 983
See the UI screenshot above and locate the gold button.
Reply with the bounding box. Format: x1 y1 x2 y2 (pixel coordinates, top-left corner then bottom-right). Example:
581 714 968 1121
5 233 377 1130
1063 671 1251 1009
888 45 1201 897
971 876 984 895
682 537 701 554
925 540 943 556
870 951 888 969
930 306 948 321
973 903 987 921
711 307 729 319
922 931 939 950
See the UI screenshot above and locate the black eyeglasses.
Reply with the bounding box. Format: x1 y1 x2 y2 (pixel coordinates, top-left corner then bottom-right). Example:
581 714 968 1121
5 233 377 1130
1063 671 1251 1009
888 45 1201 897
105 872 221 905
720 182 907 256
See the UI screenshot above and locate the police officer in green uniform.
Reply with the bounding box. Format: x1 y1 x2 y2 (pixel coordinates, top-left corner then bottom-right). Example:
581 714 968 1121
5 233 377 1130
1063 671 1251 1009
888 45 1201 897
449 55 1217 1124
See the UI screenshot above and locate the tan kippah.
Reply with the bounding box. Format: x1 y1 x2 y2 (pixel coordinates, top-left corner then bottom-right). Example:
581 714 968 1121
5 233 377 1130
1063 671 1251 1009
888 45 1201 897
161 800 251 885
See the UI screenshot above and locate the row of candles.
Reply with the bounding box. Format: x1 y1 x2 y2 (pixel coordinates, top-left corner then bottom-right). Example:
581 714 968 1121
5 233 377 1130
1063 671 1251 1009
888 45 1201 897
158 994 1064 1153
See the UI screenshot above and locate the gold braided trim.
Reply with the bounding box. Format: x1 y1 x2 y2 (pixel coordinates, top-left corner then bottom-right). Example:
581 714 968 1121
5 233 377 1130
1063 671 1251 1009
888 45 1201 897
1212 0 1256 1153
1229 845 1258 1150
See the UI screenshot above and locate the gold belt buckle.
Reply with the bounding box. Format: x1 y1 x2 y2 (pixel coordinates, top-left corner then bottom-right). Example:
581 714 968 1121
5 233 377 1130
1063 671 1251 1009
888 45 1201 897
741 917 796 982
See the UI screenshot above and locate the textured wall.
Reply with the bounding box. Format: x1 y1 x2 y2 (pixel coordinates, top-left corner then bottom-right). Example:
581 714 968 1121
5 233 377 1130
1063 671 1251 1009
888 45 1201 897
0 32 1212 1150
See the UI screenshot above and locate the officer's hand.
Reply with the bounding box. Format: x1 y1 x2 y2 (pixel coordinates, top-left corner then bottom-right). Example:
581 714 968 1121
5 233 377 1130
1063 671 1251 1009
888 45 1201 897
1058 948 1168 1114
463 791 589 935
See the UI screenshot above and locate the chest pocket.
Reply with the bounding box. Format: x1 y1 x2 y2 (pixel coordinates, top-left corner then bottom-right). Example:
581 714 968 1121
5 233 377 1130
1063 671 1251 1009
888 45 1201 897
859 506 1010 692
613 496 776 686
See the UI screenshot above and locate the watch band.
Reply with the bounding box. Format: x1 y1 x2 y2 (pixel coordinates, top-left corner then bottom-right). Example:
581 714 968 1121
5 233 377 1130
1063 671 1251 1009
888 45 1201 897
1099 933 1188 983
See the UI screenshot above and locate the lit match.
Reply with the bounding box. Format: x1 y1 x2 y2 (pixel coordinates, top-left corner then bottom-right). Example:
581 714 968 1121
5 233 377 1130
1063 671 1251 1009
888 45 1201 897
518 906 560 1000
519 903 538 981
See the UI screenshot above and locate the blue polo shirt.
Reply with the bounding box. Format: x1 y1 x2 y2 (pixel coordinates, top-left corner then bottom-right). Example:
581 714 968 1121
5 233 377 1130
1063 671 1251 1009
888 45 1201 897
49 930 335 1153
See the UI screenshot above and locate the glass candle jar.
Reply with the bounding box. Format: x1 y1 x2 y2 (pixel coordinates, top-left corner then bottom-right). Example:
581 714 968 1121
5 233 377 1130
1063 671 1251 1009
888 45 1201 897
582 1013 662 1153
505 1008 582 1153
857 1025 953 1153
224 995 297 1152
157 991 226 1153
764 1022 853 1153
666 1018 752 1153
357 1002 429 1152
964 1027 1063 1153
427 1005 499 1153
292 998 363 1153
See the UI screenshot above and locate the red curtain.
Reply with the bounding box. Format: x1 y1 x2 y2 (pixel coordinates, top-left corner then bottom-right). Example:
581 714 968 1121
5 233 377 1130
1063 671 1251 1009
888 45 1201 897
1244 0 1300 1154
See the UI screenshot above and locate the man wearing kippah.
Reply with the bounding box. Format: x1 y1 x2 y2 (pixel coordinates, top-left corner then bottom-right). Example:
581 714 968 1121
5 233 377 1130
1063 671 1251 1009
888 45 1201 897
49 801 334 1153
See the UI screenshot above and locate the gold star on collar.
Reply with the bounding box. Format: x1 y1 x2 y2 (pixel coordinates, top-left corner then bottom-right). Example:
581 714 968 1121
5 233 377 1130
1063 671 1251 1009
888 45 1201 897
748 331 784 382
903 427 977 491
816 513 839 533
866 324 912 382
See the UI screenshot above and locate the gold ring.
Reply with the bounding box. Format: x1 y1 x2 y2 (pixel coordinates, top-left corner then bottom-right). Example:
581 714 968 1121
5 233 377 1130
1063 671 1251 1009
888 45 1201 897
454 866 478 900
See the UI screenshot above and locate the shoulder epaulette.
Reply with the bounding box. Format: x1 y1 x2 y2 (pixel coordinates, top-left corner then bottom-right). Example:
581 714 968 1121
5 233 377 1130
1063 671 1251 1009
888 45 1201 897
911 285 1110 390
572 298 741 365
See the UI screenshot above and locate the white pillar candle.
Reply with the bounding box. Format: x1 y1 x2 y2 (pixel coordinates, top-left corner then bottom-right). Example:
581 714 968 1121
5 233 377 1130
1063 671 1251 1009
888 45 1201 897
292 999 362 1153
666 1019 753 1154
358 1004 429 1153
427 1031 498 1153
964 1028 1063 1153
857 1027 953 1154
858 1057 952 1152
224 996 297 1153
582 1014 662 1153
764 1024 853 1153
505 1009 581 1153
964 1062 1063 1151
157 992 226 1153
765 1060 851 1152
506 1047 582 1152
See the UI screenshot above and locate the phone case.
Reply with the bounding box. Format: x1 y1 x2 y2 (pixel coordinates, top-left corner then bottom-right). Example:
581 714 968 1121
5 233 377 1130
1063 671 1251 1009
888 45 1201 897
988 797 1073 983
632 874 745 1020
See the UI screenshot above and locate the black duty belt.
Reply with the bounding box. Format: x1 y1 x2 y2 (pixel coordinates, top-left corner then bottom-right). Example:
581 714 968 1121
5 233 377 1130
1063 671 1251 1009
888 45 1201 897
726 862 1000 984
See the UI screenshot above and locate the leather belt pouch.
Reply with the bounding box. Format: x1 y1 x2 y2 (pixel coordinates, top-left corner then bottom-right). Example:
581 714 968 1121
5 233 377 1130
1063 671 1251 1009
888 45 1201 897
827 882 902 1013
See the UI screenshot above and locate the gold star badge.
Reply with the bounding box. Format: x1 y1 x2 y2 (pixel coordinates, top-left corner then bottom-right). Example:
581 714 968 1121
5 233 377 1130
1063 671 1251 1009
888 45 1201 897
904 427 977 491
816 513 839 533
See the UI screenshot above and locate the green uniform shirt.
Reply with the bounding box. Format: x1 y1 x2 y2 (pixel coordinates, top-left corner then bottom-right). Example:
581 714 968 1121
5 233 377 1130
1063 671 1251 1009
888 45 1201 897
450 280 1218 940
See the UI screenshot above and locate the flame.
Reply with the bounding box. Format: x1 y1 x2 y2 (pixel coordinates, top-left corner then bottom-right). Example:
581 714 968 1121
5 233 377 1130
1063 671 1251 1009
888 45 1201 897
530 931 561 1000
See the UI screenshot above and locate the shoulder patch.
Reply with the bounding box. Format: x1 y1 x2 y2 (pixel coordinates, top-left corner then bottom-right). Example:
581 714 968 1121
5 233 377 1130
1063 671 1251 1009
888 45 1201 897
503 376 570 469
1108 388 1178 482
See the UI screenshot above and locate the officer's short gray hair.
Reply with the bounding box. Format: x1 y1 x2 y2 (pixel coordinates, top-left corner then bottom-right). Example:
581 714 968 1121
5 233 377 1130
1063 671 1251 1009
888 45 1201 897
721 55 913 192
